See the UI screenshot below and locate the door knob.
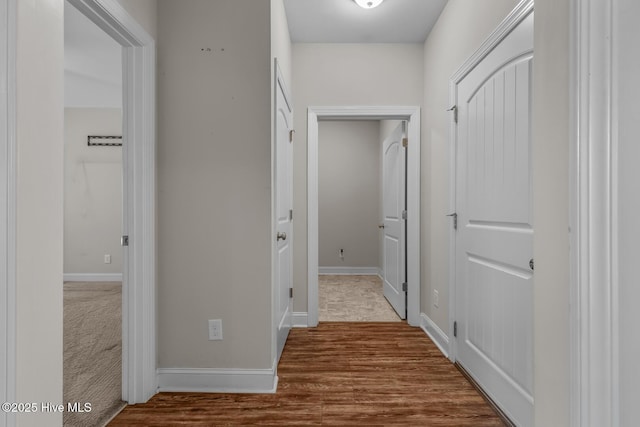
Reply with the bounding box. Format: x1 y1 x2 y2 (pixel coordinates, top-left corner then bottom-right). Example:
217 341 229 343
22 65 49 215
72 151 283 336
277 231 287 241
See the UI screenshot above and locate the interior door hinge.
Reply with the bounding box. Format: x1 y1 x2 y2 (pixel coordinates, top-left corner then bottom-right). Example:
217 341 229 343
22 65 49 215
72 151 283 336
402 210 407 220
402 137 408 148
289 209 293 221
402 282 407 292
289 129 295 143
454 321 458 338
121 235 129 246
447 105 458 124
447 212 458 230
289 288 293 298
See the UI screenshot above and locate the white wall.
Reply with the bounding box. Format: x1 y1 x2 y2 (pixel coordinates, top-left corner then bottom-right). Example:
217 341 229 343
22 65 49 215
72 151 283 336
0 0 10 421
64 108 123 277
421 0 520 341
15 0 64 425
532 0 570 424
318 121 380 269
292 43 424 310
157 0 273 370
614 0 640 423
271 0 292 91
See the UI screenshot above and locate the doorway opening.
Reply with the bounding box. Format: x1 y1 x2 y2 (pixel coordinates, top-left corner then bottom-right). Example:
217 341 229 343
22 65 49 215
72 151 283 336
317 120 404 322
63 1 125 423
66 0 156 405
307 106 421 327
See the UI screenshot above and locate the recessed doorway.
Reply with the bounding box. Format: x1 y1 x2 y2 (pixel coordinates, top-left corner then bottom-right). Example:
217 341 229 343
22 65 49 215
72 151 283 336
307 106 421 327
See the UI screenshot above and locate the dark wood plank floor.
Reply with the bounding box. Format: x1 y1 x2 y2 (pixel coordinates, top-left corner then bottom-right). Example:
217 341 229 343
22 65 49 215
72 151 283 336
109 322 505 426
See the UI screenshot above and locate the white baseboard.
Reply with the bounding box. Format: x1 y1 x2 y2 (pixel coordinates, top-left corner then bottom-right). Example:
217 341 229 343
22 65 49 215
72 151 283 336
319 266 381 276
64 273 123 282
292 312 308 328
420 313 450 359
157 366 278 394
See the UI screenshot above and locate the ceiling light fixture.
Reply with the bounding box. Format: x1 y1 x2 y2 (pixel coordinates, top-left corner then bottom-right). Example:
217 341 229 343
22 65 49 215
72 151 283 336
354 0 384 9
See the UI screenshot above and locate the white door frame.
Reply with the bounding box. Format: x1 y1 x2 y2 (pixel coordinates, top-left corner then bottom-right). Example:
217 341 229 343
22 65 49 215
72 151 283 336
0 0 157 412
447 0 533 362
1 1 17 425
307 106 421 327
66 0 157 404
570 0 619 424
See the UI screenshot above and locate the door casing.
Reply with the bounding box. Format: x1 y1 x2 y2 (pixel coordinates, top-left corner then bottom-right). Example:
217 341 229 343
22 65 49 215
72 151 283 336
66 0 157 404
307 106 421 327
1 1 17 425
2 0 157 414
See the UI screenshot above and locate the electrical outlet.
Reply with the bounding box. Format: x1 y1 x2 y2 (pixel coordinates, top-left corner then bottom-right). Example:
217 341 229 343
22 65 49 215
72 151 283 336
433 289 439 308
208 319 223 341
104 254 111 264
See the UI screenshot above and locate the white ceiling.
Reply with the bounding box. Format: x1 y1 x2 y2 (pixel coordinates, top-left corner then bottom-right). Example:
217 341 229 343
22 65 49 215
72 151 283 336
283 0 448 43
64 1 122 108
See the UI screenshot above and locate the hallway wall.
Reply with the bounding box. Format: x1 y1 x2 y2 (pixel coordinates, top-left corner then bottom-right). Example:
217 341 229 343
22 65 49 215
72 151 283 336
157 0 273 370
532 0 570 424
616 0 640 421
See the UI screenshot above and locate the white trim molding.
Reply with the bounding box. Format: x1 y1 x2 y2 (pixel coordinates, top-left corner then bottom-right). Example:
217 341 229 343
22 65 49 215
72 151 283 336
157 367 278 394
307 106 421 327
447 0 534 363
318 267 381 276
420 314 450 360
292 312 308 328
67 0 157 404
63 273 123 282
0 1 17 426
570 0 618 425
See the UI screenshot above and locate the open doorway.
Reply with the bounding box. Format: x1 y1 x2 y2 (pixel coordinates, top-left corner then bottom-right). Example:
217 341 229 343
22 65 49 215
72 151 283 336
65 0 157 407
307 106 421 327
63 2 125 424
1 0 155 418
317 120 404 322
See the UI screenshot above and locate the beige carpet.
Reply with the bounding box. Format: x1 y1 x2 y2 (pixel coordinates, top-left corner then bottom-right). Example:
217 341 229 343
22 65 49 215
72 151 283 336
63 282 126 427
319 275 402 322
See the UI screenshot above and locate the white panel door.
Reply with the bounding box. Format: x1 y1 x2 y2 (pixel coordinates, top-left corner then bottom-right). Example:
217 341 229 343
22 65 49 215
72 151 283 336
455 12 534 426
275 69 293 361
382 123 406 319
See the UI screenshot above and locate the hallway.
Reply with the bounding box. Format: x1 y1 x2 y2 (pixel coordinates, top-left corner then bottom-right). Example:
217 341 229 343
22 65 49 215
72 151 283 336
109 323 505 426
